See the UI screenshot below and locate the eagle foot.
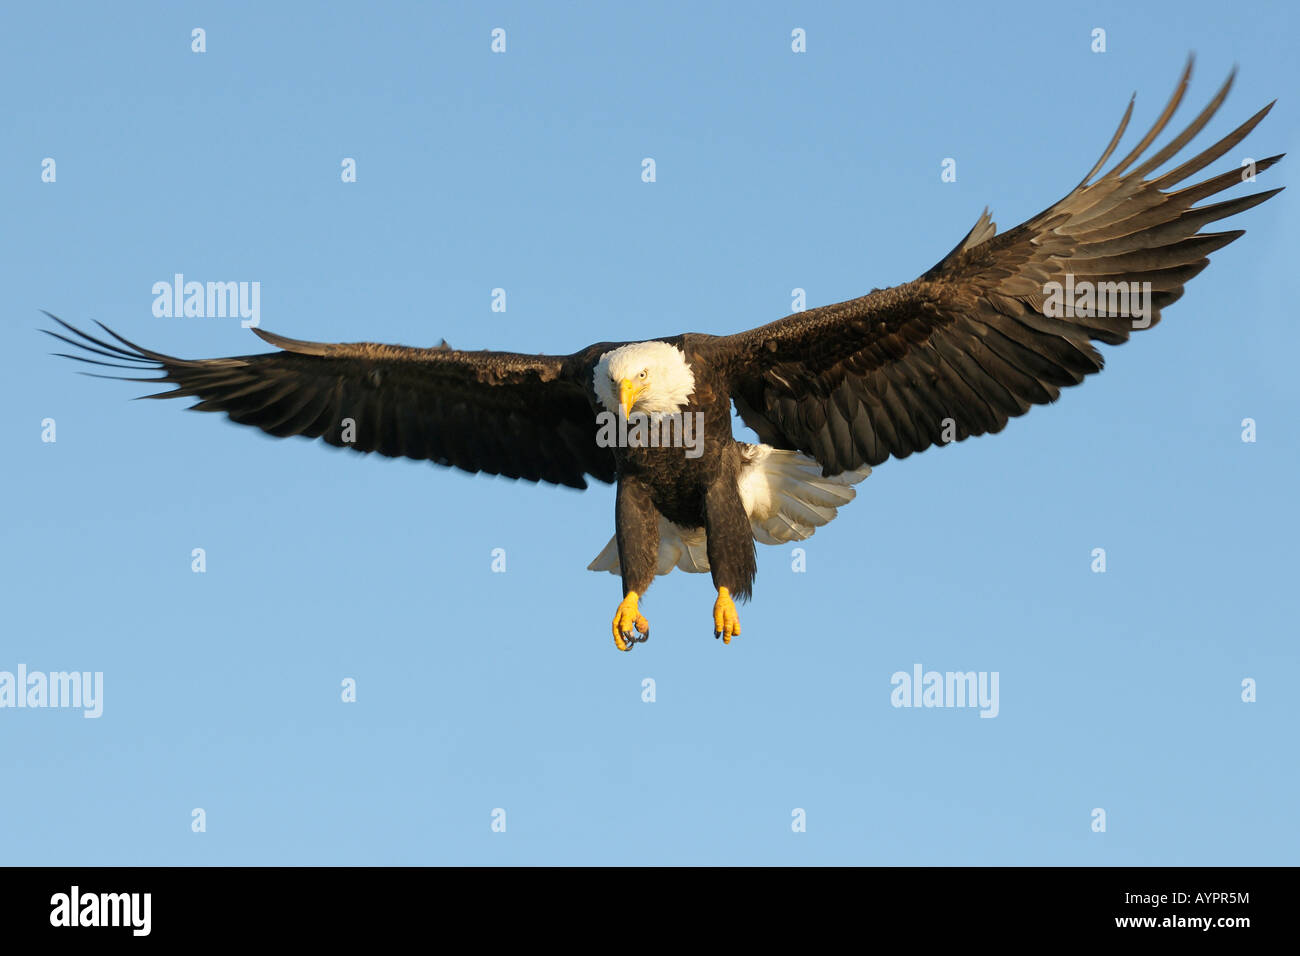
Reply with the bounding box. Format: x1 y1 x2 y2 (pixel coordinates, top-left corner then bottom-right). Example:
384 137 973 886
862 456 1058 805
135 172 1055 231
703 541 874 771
713 587 741 644
612 592 650 652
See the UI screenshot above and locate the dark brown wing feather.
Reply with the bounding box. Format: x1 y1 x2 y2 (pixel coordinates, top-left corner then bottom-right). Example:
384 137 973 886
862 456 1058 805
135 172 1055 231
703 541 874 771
711 59 1283 475
47 317 619 489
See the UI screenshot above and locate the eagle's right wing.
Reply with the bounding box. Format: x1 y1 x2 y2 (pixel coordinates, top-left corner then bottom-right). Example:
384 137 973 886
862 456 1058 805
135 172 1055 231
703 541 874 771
47 316 620 489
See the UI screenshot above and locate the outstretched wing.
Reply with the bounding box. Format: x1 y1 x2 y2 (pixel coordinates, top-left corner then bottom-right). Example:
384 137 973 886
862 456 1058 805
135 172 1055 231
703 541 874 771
710 59 1283 475
47 317 619 489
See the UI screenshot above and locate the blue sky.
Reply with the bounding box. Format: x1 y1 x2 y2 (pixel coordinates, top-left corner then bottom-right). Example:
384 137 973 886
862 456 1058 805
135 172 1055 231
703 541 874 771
2 0 1296 865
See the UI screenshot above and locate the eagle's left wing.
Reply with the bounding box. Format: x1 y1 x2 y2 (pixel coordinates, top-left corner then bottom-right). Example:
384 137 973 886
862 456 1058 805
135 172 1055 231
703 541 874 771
708 61 1282 476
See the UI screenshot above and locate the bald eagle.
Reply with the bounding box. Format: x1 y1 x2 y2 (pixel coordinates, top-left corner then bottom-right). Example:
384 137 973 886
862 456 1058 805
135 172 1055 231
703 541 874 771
48 61 1281 651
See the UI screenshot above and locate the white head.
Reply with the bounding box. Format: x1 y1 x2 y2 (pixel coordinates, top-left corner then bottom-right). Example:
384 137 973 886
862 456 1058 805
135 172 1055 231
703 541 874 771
593 341 696 418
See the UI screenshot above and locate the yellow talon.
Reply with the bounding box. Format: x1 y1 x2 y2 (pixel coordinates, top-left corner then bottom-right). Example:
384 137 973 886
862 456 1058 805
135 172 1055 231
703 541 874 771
612 591 649 651
713 587 741 644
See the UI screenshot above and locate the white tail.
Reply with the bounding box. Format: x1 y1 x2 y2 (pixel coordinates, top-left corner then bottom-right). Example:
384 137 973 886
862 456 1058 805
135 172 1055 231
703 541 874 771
587 444 870 575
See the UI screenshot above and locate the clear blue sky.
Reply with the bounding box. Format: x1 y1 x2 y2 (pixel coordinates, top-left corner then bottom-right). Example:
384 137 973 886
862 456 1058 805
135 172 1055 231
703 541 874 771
3 1 1296 865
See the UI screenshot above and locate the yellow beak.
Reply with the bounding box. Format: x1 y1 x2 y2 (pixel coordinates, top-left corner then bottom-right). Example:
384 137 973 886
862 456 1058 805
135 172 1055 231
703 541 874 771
619 379 645 418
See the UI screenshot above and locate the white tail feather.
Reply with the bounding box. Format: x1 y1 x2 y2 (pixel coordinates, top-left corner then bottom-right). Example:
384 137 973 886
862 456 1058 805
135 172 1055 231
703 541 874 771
587 444 870 575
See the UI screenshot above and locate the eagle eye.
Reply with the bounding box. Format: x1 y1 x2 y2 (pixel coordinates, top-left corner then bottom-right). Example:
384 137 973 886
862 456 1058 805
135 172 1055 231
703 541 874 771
638 369 648 380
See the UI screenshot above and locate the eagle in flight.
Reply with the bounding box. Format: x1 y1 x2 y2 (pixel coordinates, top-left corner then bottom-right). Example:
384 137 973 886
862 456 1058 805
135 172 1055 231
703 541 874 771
49 60 1281 651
